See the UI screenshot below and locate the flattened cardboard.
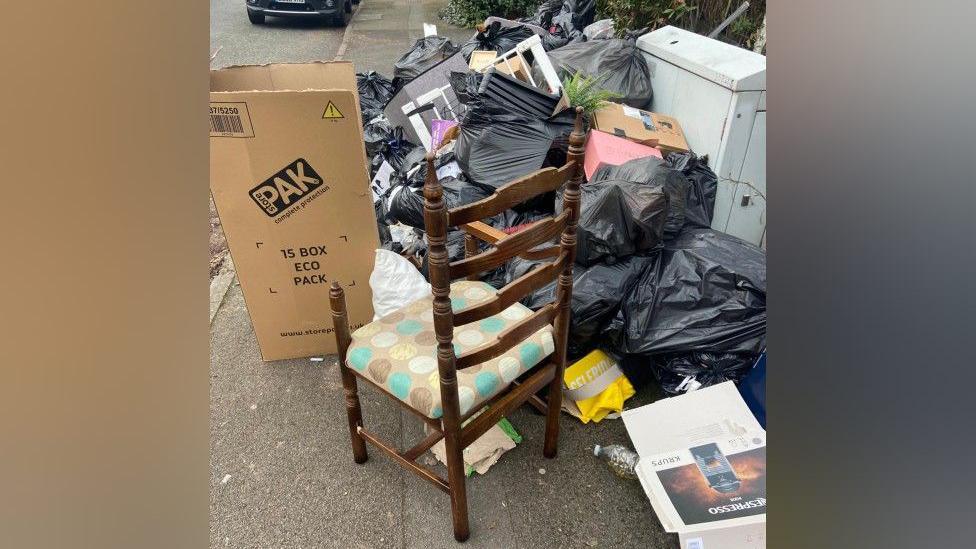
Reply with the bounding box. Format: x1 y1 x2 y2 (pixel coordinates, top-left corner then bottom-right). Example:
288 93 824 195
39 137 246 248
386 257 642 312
210 62 378 361
592 102 690 154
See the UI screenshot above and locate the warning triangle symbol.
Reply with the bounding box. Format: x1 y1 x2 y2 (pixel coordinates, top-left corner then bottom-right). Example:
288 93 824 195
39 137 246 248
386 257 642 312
322 101 344 119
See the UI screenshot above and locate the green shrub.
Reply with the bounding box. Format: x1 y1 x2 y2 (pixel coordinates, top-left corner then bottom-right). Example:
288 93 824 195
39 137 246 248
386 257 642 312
595 0 766 50
441 0 541 28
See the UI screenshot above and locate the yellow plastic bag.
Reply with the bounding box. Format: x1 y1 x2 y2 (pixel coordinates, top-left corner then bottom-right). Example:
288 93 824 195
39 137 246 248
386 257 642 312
561 350 635 423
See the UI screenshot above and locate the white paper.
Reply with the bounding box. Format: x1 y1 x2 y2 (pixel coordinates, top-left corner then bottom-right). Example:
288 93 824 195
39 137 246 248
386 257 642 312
435 161 463 180
622 105 643 119
370 161 395 202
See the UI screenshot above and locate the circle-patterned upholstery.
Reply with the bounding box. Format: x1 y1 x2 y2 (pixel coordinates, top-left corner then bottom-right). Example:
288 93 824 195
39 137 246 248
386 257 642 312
345 281 555 418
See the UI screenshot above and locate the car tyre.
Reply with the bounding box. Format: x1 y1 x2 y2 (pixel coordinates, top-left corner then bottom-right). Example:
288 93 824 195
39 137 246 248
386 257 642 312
247 10 265 24
332 2 350 26
345 0 353 13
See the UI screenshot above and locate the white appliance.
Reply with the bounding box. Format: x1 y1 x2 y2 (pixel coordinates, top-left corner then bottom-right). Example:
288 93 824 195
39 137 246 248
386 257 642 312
637 26 766 246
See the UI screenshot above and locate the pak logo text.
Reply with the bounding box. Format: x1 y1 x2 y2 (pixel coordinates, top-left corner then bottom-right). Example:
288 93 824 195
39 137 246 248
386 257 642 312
249 158 325 218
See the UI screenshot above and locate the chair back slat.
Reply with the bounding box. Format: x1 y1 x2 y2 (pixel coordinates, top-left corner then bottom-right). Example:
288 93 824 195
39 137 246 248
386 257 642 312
455 303 558 370
519 246 560 261
453 252 568 326
448 163 575 227
449 211 568 279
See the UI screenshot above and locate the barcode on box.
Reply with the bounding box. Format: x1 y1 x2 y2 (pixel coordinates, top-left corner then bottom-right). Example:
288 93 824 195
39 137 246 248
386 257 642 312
211 113 243 133
209 102 254 138
686 539 704 549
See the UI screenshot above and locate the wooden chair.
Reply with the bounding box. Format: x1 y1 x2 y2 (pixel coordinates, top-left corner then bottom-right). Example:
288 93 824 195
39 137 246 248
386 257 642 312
328 107 585 542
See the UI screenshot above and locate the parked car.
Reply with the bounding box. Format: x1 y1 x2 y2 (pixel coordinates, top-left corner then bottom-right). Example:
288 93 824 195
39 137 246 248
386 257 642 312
245 0 358 27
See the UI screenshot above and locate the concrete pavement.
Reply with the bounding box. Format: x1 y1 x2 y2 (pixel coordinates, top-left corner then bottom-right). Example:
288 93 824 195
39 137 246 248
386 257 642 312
210 1 678 547
211 284 673 548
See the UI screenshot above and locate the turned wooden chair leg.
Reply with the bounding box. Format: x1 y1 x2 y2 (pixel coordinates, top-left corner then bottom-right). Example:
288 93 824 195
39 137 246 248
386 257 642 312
543 361 564 459
330 282 368 464
444 431 470 542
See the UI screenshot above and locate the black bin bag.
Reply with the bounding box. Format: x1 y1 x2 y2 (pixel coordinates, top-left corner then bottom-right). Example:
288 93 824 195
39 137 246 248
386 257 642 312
386 186 426 229
522 0 563 28
589 156 688 240
420 230 467 279
545 0 596 49
560 0 596 28
568 178 663 267
362 115 394 158
525 0 595 48
456 114 574 191
570 255 654 342
451 70 575 191
459 21 536 61
608 228 766 355
504 256 564 310
568 156 687 265
356 71 395 122
665 151 719 230
652 351 759 394
387 177 490 230
369 126 420 179
574 179 667 266
546 37 653 109
392 36 459 90
374 198 392 246
505 254 654 344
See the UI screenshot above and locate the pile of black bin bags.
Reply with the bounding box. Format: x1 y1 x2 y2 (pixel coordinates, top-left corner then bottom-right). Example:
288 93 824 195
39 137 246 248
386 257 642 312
353 18 765 394
511 153 765 393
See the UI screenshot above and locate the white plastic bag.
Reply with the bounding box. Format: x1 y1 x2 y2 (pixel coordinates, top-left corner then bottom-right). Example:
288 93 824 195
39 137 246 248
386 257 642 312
583 19 614 41
369 249 431 320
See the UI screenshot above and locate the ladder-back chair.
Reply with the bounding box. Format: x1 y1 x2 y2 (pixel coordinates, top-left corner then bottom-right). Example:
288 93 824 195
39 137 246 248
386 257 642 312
328 107 585 542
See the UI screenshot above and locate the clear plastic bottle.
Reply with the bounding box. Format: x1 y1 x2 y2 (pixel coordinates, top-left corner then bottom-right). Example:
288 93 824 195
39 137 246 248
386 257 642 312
593 444 640 480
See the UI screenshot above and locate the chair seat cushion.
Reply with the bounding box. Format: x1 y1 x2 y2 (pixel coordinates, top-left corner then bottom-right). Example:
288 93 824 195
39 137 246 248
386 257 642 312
345 280 555 419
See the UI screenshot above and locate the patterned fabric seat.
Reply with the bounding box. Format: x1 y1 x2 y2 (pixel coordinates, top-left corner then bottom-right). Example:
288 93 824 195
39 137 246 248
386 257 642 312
345 280 555 419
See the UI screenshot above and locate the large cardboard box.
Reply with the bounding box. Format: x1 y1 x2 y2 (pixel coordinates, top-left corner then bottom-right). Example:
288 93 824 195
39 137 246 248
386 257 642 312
592 102 690 154
210 62 378 361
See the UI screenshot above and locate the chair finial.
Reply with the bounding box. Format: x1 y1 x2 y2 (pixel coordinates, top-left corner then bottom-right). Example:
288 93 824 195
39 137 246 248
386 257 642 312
568 106 586 154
